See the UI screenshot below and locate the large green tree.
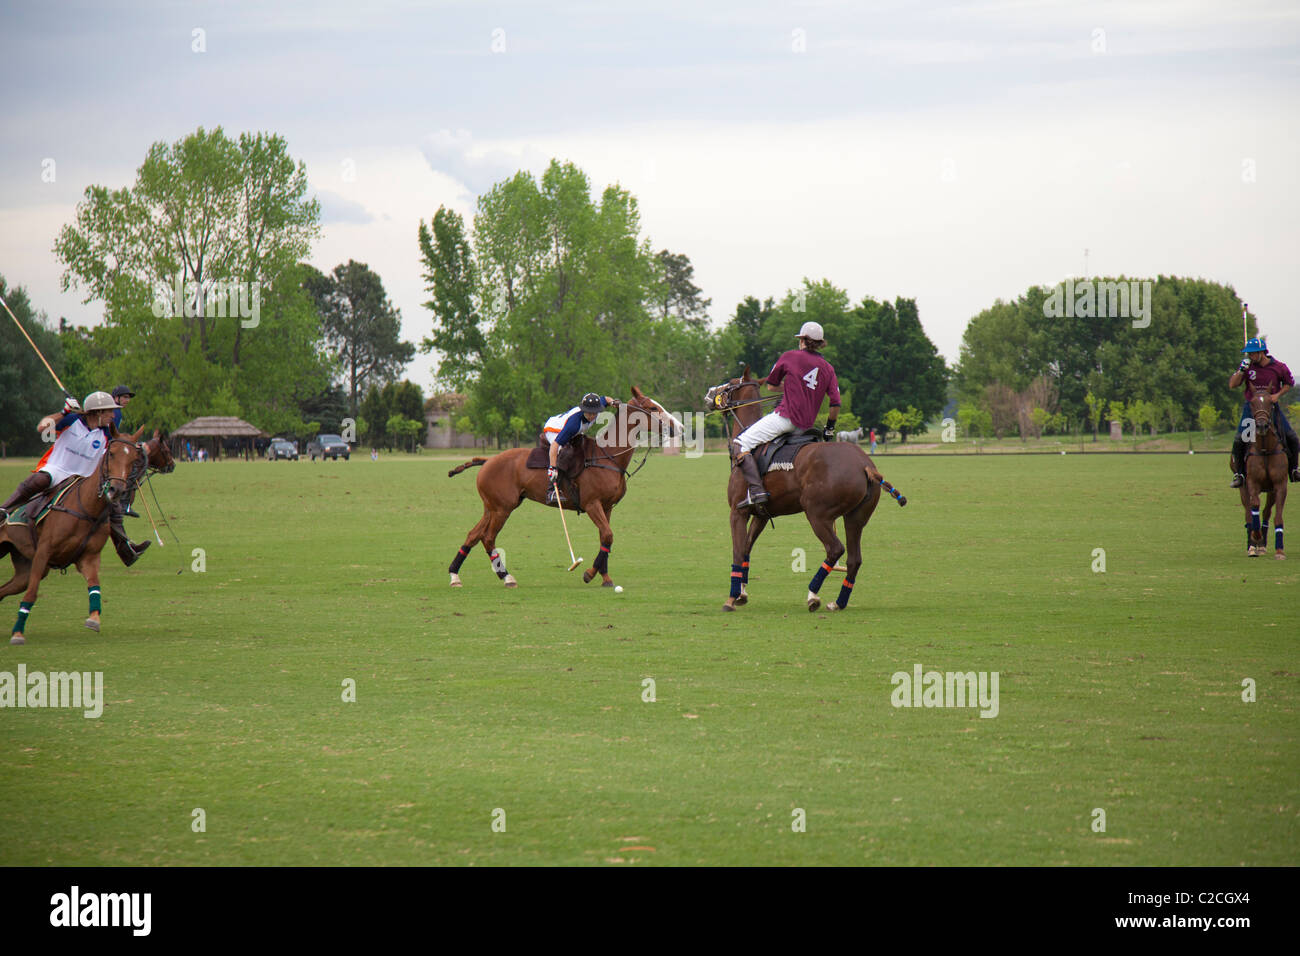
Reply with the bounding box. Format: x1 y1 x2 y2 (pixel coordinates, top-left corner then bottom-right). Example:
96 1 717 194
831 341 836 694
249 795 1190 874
307 260 415 416
954 277 1256 431
418 207 483 391
52 126 330 432
835 295 950 431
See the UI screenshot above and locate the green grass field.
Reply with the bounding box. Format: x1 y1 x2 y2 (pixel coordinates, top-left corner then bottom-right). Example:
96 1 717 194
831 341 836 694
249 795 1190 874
0 451 1295 865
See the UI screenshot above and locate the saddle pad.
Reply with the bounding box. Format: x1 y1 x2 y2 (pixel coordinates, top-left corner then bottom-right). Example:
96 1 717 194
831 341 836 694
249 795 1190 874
5 477 81 526
526 436 590 478
756 430 822 477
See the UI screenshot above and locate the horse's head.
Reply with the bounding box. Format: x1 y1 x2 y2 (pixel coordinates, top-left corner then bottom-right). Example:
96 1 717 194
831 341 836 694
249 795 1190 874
705 366 765 432
145 428 176 474
619 386 684 446
101 426 148 504
1249 392 1275 435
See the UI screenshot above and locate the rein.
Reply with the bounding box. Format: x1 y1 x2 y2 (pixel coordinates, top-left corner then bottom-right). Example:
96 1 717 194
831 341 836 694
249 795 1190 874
583 401 671 479
46 437 148 568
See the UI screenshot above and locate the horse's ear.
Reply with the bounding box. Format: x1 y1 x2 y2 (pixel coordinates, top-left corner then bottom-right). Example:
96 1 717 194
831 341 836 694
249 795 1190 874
153 428 161 441
741 365 752 380
631 385 644 399
131 424 146 442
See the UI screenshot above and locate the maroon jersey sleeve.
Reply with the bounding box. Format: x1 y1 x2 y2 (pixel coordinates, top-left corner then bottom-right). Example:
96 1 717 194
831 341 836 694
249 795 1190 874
765 354 788 387
1276 360 1295 388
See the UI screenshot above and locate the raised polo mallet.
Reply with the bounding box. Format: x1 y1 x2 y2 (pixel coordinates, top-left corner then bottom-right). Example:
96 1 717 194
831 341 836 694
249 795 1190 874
552 480 583 571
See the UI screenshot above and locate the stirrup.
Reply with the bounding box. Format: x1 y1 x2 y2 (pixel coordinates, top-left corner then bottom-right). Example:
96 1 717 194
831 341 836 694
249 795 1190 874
1229 474 1244 488
742 489 770 509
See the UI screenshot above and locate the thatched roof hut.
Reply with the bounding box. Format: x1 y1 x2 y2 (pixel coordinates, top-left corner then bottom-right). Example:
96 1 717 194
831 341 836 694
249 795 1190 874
171 416 268 439
171 416 268 460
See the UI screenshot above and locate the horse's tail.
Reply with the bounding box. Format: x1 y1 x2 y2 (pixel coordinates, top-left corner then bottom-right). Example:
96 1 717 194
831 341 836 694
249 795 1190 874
865 462 907 507
448 457 488 478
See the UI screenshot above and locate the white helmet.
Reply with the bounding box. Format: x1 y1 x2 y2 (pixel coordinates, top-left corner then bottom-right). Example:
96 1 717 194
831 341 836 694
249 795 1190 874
82 391 117 413
796 321 825 342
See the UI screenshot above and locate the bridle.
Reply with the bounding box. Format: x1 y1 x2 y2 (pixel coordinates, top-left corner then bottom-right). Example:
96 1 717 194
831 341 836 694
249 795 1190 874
585 398 679 479
707 379 777 464
1247 396 1284 457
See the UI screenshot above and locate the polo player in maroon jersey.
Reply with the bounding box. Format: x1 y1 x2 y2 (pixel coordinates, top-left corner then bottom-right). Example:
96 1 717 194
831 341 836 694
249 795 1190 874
733 320 841 508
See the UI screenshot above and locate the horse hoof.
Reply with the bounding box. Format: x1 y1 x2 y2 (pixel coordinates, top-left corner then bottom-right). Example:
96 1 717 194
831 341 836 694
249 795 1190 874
582 569 595 584
84 618 100 632
449 573 462 588
722 600 736 612
807 592 821 613
1276 552 1286 560
9 634 24 646
735 594 748 606
503 576 518 588
602 580 616 588
826 602 840 612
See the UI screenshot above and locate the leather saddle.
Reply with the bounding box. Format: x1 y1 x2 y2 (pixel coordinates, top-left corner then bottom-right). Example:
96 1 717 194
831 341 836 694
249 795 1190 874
526 435 591 511
754 430 823 477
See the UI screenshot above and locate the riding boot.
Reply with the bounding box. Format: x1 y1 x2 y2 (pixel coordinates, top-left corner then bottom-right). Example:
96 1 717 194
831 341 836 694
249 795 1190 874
737 454 769 508
110 510 150 567
1288 431 1300 482
0 471 52 523
1229 437 1247 488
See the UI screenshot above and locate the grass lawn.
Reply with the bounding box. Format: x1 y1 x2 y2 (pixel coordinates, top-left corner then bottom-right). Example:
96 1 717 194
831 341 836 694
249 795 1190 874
0 451 1294 865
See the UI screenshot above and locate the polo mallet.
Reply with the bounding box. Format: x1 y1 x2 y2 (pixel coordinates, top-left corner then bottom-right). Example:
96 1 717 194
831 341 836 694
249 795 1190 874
1242 301 1248 345
1 292 74 399
552 480 583 571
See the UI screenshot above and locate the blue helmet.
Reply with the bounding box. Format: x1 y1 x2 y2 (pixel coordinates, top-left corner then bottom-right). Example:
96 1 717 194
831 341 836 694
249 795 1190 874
1242 338 1268 354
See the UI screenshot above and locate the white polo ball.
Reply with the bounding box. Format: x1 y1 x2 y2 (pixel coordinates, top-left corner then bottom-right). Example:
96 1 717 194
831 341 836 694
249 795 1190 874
614 585 624 593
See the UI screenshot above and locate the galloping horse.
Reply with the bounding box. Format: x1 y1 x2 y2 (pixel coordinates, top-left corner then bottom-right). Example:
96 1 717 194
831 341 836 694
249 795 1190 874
1 427 153 644
1240 392 1287 559
446 387 682 588
707 367 906 612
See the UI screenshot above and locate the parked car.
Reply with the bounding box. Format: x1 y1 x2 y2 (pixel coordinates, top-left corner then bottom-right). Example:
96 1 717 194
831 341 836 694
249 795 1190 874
307 434 350 460
266 439 299 461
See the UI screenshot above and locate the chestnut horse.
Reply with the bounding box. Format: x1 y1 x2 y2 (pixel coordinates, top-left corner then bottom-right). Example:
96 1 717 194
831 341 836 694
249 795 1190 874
1 427 155 644
1239 392 1287 559
446 387 682 588
707 368 906 612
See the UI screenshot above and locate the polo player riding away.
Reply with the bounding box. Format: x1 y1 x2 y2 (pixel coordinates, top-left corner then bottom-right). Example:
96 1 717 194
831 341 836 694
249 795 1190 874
1229 338 1300 487
733 321 840 508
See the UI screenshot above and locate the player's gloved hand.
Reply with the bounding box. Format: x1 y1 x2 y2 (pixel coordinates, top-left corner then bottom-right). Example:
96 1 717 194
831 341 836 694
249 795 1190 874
1239 358 1251 372
63 396 81 414
823 425 835 441
547 466 558 482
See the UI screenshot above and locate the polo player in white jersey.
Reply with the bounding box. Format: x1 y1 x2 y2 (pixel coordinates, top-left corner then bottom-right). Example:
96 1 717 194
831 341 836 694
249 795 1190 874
0 391 151 565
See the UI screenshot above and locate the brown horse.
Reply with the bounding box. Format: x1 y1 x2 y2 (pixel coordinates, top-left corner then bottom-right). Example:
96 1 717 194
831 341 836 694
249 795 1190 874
1239 392 1287 559
1 427 151 644
707 368 906 612
446 387 682 587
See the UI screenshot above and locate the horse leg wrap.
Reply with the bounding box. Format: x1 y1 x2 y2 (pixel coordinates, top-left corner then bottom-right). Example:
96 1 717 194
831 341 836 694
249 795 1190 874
834 577 855 609
594 545 610 574
449 545 470 574
490 550 508 580
729 564 744 599
809 561 832 594
1251 509 1260 533
1262 521 1269 546
13 601 32 634
1277 526 1284 551
88 587 101 615
742 555 750 585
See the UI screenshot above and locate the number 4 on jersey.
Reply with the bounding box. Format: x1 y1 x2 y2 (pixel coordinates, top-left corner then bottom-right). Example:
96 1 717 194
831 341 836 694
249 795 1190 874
802 367 818 390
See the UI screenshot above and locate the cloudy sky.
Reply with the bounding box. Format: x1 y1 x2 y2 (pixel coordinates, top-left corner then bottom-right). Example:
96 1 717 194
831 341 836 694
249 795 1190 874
2 0 1297 394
